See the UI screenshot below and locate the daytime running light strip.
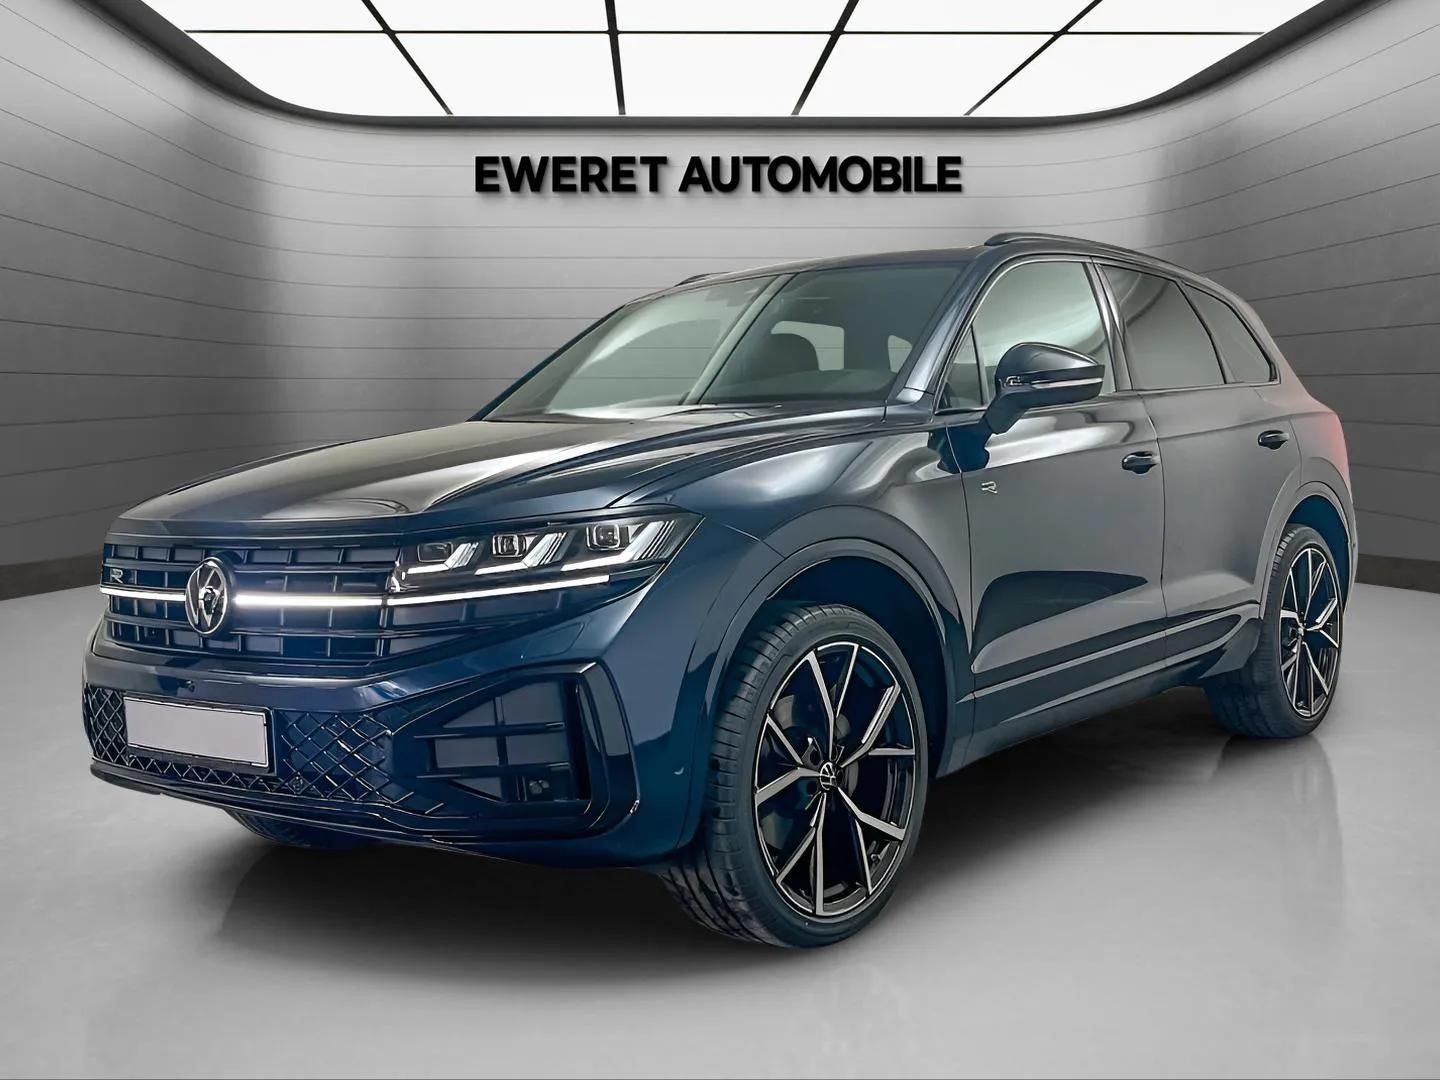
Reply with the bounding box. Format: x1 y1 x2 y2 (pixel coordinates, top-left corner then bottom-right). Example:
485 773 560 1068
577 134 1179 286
98 585 184 603
99 574 612 609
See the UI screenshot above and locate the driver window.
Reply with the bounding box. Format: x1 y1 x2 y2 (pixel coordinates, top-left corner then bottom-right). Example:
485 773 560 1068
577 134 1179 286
944 260 1113 409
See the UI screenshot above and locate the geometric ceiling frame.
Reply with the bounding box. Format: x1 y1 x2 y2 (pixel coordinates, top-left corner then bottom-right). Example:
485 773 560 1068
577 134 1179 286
101 0 1367 127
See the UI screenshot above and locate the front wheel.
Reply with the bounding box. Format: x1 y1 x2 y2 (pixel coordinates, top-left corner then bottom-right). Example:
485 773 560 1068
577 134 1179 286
1206 524 1344 738
663 603 929 947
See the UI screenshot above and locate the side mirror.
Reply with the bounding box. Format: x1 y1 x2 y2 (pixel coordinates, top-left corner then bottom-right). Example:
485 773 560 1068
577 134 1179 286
983 342 1105 436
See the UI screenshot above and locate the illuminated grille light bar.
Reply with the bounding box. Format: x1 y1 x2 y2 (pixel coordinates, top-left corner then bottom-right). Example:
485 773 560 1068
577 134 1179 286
99 574 613 609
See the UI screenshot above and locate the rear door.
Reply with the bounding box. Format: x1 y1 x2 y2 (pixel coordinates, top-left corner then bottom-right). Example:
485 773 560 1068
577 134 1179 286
1099 266 1300 644
942 258 1167 746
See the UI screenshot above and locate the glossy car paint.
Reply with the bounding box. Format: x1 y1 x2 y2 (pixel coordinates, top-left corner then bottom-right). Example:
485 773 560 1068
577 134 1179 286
84 236 1356 868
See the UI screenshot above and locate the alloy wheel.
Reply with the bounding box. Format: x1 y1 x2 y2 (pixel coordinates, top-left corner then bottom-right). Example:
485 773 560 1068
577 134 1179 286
1278 544 1342 719
752 640 919 919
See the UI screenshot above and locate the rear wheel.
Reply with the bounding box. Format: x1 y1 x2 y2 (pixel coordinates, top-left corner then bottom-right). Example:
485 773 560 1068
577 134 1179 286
1207 524 1343 738
663 603 929 947
227 809 376 851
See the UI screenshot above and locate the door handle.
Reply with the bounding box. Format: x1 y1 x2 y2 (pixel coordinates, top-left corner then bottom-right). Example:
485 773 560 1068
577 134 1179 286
1258 429 1290 450
1121 451 1159 474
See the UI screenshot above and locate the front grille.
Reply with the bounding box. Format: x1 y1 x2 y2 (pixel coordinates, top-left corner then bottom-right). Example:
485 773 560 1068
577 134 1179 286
101 541 468 664
83 685 443 815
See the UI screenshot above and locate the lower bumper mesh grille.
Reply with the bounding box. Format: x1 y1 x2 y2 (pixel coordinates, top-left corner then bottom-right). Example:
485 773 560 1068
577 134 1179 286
82 686 443 815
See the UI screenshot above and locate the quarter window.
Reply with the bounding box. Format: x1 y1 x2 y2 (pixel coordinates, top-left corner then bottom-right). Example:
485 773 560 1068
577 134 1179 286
941 327 983 409
1103 267 1224 390
1185 287 1274 384
943 260 1113 410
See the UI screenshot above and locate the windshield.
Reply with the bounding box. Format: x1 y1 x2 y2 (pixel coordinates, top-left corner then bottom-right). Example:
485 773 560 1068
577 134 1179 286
488 263 963 419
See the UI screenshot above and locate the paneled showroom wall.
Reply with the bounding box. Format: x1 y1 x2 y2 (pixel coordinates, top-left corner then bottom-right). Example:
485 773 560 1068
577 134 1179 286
0 0 1436 592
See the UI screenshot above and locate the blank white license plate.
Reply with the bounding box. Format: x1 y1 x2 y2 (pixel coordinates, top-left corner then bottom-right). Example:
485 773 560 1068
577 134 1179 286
124 697 271 769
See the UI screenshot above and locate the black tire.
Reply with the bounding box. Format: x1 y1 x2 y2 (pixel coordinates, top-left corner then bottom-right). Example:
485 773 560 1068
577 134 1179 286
662 602 930 947
1206 524 1344 738
227 809 377 851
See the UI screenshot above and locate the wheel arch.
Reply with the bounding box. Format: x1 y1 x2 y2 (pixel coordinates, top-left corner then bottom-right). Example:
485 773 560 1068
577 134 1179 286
766 555 952 775
1258 482 1355 612
669 516 971 855
1287 492 1353 602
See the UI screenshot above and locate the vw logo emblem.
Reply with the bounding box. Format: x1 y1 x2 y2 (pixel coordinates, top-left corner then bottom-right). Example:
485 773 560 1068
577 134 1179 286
184 557 232 637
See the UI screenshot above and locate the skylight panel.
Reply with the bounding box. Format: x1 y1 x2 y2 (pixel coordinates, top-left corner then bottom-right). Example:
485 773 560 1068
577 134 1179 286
972 33 1250 116
191 33 443 114
848 0 1092 32
142 0 377 31
804 34 1047 115
1073 0 1318 33
400 33 617 115
615 0 847 31
373 0 608 31
622 34 829 115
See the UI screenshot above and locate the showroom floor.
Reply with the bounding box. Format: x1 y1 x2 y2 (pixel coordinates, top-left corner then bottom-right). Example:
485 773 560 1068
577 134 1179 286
1 585 1437 1078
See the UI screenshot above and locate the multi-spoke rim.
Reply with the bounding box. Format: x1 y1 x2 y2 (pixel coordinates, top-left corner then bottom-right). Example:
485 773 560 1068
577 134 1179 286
1279 544 1343 719
752 640 918 920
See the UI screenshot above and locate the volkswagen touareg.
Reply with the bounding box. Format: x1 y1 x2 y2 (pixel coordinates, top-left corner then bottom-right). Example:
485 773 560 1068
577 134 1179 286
84 233 1355 947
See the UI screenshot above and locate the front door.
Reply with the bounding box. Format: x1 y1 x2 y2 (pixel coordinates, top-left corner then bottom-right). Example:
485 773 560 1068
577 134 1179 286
941 259 1167 752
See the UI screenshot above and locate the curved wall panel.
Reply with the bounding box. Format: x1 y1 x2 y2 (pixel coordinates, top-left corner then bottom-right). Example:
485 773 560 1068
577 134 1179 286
0 0 1435 584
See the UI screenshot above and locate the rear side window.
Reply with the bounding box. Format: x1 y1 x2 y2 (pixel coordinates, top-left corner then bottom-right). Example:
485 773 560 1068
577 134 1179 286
1185 287 1274 383
1103 267 1224 390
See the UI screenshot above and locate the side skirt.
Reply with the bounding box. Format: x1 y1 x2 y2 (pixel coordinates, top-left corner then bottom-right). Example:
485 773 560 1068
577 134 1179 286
952 605 1259 770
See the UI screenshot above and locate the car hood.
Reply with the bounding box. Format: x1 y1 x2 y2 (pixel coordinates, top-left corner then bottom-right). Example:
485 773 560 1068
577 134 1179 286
115 404 879 536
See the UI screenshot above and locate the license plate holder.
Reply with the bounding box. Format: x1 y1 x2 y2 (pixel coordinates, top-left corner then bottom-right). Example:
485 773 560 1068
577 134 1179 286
124 696 272 773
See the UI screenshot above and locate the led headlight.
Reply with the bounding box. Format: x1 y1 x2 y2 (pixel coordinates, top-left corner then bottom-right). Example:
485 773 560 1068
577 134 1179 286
387 511 699 601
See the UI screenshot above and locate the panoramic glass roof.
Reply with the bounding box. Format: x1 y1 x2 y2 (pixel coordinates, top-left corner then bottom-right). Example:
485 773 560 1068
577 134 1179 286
141 0 1324 118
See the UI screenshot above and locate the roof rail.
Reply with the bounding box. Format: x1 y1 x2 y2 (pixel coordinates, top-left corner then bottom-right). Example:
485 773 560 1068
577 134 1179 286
986 231 1116 249
984 230 1195 272
674 272 715 286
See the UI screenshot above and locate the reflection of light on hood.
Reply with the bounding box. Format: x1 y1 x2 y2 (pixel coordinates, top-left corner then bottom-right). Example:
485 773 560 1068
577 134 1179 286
728 446 841 498
557 405 751 421
260 498 408 520
326 443 617 508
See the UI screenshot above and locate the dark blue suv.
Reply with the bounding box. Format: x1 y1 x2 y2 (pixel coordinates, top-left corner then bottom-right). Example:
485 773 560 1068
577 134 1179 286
84 233 1355 947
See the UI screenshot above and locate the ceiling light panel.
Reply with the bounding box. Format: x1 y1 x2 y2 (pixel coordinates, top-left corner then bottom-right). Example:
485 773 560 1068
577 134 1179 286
848 0 1092 32
972 33 1250 116
1073 0 1318 33
191 33 443 114
142 0 377 30
803 34 1046 115
373 0 608 31
621 34 828 115
400 34 617 115
616 0 847 31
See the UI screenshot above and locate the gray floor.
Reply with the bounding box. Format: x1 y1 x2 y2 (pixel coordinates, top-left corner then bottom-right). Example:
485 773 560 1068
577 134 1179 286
1 586 1438 1079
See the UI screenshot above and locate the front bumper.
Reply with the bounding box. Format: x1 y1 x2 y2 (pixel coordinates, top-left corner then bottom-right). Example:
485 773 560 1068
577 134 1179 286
83 663 635 855
82 518 777 865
